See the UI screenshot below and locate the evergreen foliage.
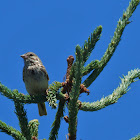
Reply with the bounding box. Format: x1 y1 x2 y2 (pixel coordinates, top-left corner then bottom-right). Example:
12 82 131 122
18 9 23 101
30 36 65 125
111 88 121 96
0 120 25 140
14 101 31 140
130 134 140 140
49 100 65 140
0 0 140 139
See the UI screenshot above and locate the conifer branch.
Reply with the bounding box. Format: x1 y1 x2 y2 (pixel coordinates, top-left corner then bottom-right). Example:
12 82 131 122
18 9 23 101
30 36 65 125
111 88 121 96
47 82 62 108
14 101 31 140
28 119 39 138
0 83 46 103
0 83 26 101
49 100 65 140
80 69 140 111
0 120 25 140
0 1 139 140
56 92 67 100
83 0 140 88
82 60 99 76
82 26 102 64
68 45 83 140
49 55 74 140
0 82 63 107
130 133 140 140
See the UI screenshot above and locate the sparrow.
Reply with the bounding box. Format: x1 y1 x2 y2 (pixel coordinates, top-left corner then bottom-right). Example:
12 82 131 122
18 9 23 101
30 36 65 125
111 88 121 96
21 52 49 116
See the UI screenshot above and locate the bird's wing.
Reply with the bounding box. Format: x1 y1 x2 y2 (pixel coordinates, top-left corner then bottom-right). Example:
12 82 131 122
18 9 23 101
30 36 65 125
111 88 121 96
23 67 25 82
40 65 49 81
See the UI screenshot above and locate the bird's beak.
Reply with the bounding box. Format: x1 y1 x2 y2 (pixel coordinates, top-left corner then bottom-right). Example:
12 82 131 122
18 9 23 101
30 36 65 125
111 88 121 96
20 54 27 59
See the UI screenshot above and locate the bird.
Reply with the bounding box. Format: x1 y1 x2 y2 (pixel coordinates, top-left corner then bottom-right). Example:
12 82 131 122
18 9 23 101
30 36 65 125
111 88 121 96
21 52 49 116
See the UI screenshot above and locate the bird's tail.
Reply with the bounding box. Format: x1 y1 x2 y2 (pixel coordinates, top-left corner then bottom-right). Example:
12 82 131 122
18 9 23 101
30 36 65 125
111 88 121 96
38 102 47 116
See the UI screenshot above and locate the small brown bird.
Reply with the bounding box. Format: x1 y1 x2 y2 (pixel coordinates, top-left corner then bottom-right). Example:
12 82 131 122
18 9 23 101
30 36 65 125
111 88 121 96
21 52 49 116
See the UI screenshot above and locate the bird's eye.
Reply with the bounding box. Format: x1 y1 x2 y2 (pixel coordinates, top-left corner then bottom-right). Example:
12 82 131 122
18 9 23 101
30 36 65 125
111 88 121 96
29 54 34 56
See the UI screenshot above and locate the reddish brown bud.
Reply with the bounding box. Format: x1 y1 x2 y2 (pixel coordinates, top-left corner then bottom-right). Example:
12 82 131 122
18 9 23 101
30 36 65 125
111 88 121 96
80 84 90 95
67 55 74 65
64 115 69 123
62 55 74 95
32 136 38 140
64 94 69 100
77 100 82 109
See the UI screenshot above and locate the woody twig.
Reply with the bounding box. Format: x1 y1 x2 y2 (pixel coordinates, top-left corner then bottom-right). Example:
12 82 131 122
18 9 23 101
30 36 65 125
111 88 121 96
62 55 74 95
62 55 90 96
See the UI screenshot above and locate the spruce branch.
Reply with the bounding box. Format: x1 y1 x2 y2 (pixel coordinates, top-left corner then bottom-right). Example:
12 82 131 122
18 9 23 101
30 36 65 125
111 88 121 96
56 92 69 101
68 45 83 140
47 81 62 108
82 25 102 64
0 1 139 140
0 120 25 140
28 119 39 138
0 83 27 102
82 60 99 76
49 56 75 140
80 69 140 111
14 101 31 140
48 100 65 140
0 83 46 104
83 0 140 88
130 133 140 140
0 82 64 107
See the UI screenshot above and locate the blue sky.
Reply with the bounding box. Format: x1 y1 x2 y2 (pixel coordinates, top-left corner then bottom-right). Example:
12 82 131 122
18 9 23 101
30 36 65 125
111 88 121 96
0 0 140 140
